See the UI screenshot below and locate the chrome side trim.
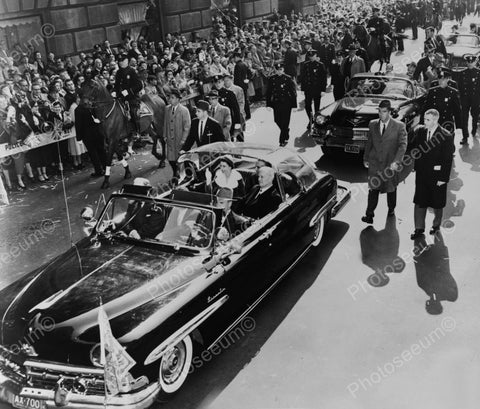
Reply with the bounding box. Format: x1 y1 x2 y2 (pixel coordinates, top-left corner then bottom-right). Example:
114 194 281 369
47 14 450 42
144 294 229 365
308 195 336 227
207 244 313 351
23 361 103 376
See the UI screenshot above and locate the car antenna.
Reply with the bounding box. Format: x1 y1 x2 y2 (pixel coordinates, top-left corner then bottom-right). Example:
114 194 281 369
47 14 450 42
56 142 84 277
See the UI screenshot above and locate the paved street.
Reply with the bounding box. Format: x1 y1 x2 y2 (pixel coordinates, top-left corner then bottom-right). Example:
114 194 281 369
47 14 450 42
1 23 480 409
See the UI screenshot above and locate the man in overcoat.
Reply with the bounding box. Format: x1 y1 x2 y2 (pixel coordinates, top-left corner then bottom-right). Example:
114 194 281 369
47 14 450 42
163 89 191 176
362 100 408 223
411 109 455 239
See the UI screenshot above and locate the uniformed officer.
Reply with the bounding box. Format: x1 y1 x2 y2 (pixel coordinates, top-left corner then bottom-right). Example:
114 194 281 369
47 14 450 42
212 74 241 139
114 53 143 133
421 68 462 135
266 61 297 146
454 54 480 143
299 49 327 129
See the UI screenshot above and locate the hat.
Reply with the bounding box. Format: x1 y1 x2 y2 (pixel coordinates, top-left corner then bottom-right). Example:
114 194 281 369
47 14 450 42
347 44 357 52
306 49 318 57
118 53 128 61
218 155 234 169
406 61 417 67
283 38 292 45
372 6 380 12
196 99 210 111
336 50 345 57
304 39 312 45
133 177 151 186
207 89 219 99
216 187 234 201
274 60 284 69
425 26 435 32
223 72 233 79
378 99 392 110
437 68 452 79
169 88 181 98
213 74 223 82
464 54 477 63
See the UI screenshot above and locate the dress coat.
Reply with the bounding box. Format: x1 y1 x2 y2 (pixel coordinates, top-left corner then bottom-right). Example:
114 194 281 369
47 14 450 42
239 184 282 219
413 125 455 208
163 103 191 162
363 118 408 193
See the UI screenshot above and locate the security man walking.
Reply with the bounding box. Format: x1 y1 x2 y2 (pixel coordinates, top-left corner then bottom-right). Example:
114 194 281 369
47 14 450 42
300 49 327 130
454 54 480 144
266 61 297 146
421 68 462 136
212 74 242 140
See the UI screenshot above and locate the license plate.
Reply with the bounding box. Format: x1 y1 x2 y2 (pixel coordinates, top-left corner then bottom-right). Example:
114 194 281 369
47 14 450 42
344 144 360 153
12 395 46 409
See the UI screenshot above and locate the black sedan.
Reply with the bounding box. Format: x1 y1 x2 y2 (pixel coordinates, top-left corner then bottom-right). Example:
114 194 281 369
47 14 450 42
0 143 350 409
311 74 426 155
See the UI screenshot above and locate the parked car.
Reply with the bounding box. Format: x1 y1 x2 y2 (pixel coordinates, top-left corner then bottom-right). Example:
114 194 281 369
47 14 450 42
311 74 426 155
0 143 350 409
444 33 480 68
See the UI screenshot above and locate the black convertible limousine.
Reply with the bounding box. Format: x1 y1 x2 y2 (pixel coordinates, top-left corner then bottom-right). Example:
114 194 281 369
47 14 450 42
0 143 350 409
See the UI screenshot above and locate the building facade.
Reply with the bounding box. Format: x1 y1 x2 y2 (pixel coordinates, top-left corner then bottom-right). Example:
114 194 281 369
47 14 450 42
0 0 319 59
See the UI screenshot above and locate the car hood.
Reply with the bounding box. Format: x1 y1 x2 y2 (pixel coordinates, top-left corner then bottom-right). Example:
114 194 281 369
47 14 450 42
447 45 480 57
327 96 405 127
0 238 204 351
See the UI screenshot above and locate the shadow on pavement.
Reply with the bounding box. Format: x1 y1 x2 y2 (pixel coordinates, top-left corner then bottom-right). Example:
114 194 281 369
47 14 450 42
458 138 480 172
413 233 458 315
360 216 405 288
154 220 349 409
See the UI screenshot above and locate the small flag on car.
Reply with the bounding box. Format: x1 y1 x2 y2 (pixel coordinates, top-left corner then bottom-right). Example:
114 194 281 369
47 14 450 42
98 304 136 396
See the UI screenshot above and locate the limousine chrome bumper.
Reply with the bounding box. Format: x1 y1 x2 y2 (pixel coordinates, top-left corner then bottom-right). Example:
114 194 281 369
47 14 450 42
0 355 159 409
331 185 351 217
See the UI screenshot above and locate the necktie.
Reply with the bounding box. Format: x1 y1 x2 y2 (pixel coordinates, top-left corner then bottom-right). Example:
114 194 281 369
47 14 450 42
427 130 431 141
212 107 216 116
172 106 175 116
200 120 204 137
381 123 386 135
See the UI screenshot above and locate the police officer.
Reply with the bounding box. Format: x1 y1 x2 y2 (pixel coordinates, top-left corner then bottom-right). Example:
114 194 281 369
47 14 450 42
421 68 462 135
300 49 327 129
114 53 143 134
212 74 242 139
367 7 386 61
454 54 480 144
266 61 297 146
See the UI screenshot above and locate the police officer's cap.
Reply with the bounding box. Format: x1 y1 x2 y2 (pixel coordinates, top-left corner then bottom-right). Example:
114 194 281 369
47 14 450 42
372 6 380 12
213 74 223 82
425 26 435 32
303 39 312 45
207 89 219 99
437 68 452 79
118 53 129 62
274 61 284 69
346 44 357 52
463 54 477 63
196 99 210 112
223 72 233 79
336 50 345 57
283 39 292 45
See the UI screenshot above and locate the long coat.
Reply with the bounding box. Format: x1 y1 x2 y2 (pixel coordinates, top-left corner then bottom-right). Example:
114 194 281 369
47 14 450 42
364 118 408 193
413 125 455 208
163 104 191 162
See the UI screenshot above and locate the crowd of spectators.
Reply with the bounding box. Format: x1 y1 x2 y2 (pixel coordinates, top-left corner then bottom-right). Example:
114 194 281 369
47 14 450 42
0 0 444 194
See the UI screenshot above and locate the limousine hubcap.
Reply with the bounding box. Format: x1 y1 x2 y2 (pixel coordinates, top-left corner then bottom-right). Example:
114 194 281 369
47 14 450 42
159 335 193 394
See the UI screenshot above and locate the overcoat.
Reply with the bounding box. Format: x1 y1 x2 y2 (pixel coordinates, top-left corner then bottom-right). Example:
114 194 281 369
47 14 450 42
163 104 191 162
363 118 408 193
413 125 455 208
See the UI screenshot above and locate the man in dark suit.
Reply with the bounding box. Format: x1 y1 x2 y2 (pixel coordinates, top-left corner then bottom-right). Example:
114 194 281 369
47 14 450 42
233 52 251 120
411 109 455 239
215 187 251 241
424 27 447 59
413 48 434 82
283 39 298 81
74 93 107 177
212 75 241 138
181 100 224 152
239 167 282 219
330 50 346 100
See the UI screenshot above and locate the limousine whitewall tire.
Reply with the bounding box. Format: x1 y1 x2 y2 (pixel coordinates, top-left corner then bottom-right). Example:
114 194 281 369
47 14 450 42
312 215 325 247
158 334 193 395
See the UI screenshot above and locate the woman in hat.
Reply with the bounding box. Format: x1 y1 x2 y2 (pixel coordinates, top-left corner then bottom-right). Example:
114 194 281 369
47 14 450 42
207 155 245 200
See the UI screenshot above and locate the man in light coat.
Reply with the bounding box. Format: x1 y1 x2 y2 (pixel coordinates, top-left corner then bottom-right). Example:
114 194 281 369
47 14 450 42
163 89 191 176
342 44 366 81
208 90 231 141
362 99 407 223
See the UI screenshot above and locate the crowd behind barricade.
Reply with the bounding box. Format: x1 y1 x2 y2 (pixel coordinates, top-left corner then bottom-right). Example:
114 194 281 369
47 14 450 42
0 0 477 197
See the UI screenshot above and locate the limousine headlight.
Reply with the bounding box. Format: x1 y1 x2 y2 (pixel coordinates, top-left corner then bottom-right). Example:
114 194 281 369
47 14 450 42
315 114 328 125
